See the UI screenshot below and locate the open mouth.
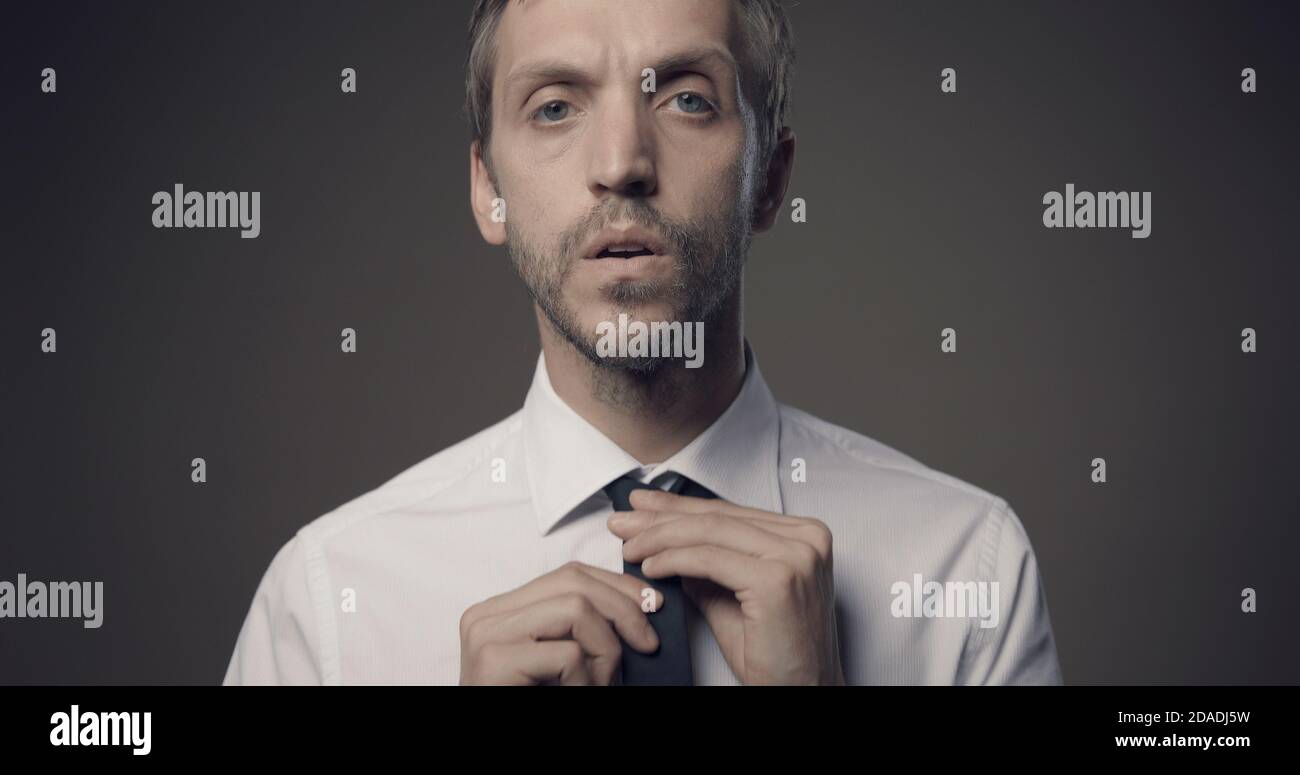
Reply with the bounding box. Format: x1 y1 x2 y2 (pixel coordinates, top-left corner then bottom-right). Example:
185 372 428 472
582 228 670 266
594 245 656 259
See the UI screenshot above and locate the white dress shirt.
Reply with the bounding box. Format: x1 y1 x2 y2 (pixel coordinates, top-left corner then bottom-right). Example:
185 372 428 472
224 345 1063 685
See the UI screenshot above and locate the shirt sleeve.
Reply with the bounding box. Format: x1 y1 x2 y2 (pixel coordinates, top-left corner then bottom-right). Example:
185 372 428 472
956 500 1064 685
223 533 327 685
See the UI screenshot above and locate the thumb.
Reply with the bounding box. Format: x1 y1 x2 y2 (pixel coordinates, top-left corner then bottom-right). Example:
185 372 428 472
681 576 717 612
681 577 745 672
682 576 741 633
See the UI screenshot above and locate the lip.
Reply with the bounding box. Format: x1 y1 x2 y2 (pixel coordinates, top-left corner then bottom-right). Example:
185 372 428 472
580 252 671 280
581 225 670 260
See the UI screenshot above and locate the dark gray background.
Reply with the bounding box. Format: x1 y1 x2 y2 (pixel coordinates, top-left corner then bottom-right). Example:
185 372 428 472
2 0 1296 684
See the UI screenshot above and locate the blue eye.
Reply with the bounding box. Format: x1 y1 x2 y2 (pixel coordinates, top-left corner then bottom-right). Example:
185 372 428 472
536 101 570 122
674 92 712 114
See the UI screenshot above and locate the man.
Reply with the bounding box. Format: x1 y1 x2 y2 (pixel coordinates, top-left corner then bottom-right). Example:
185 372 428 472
224 0 1063 685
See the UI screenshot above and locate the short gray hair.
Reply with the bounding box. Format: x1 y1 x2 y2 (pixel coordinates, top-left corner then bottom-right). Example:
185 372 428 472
464 0 795 170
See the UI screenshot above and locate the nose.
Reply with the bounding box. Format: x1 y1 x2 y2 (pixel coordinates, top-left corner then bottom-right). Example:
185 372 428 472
585 88 658 200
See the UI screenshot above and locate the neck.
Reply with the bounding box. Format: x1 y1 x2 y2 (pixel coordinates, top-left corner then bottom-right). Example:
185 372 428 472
538 291 746 465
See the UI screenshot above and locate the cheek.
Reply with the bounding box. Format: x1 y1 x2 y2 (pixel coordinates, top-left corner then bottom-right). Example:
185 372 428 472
502 193 558 258
669 135 749 203
502 166 583 242
508 128 582 190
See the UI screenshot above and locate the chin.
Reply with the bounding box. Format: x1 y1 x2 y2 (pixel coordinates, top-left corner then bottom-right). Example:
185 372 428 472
590 354 668 377
586 303 682 329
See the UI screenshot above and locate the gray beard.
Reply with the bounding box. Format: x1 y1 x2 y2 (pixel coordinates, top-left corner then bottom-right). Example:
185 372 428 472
505 192 752 381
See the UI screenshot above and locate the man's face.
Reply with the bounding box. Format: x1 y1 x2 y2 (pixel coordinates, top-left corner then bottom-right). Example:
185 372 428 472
483 0 761 373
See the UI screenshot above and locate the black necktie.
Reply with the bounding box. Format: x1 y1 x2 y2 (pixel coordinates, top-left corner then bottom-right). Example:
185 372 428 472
604 473 716 686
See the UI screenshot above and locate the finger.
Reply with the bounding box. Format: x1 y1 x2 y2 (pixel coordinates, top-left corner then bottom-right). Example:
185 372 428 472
465 564 661 652
569 562 666 610
479 640 595 686
639 544 771 593
560 567 663 654
476 562 663 617
681 576 743 647
620 490 830 551
622 512 790 563
626 488 807 530
476 593 627 683
611 505 812 547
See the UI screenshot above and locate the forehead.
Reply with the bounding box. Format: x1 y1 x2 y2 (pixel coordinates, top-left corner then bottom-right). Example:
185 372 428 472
494 0 745 93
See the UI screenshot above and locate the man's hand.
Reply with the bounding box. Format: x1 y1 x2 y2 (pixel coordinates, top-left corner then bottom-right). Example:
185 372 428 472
609 489 844 685
459 561 664 685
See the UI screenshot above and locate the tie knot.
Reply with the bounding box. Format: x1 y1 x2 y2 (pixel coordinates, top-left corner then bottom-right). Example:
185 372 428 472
603 473 717 512
603 475 656 512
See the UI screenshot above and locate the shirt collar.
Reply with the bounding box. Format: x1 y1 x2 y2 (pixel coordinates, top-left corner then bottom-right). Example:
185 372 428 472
523 342 784 536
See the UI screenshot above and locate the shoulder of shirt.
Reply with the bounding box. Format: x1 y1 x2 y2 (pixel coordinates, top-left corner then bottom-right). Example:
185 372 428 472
776 401 1011 515
289 409 525 547
775 402 1038 591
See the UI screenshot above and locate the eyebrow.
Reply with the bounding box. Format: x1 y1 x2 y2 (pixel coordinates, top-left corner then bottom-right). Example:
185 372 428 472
503 45 739 100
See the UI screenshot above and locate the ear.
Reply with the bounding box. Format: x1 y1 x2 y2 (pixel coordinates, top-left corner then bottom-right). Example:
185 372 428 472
470 139 507 246
751 127 796 233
